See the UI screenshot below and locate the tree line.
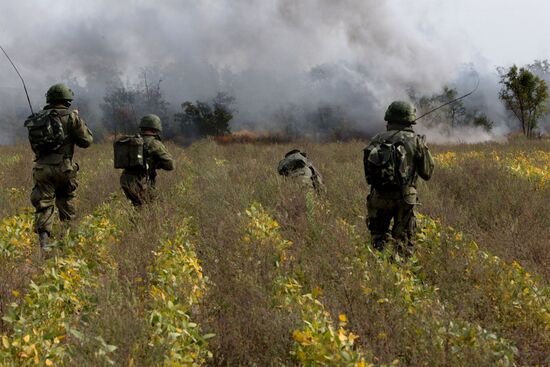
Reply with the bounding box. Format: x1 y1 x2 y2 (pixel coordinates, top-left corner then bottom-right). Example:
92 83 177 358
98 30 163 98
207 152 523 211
407 61 549 138
100 61 550 142
101 73 234 143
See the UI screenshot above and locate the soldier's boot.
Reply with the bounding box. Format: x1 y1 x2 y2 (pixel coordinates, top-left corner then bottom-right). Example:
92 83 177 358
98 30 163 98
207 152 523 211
59 220 76 238
395 239 414 259
372 232 391 252
39 232 50 250
372 239 385 251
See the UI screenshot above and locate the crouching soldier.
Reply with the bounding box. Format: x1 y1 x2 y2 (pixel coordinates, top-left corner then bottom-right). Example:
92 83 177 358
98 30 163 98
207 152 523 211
364 101 434 256
277 149 324 193
119 114 175 206
26 83 93 249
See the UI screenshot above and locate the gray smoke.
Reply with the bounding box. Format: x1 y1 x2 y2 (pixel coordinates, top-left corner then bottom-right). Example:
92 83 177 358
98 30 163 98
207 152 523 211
0 0 533 144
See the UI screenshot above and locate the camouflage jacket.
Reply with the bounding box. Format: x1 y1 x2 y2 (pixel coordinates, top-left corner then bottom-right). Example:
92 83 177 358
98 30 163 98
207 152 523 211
34 105 93 165
364 124 434 203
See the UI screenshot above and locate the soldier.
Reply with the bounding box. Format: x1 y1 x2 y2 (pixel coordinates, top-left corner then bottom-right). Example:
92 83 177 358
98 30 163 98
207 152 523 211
277 149 324 193
363 101 434 255
120 114 174 206
27 83 93 249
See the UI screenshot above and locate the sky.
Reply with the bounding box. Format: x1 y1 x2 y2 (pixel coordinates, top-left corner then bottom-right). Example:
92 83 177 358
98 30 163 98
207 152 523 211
0 0 549 143
413 0 550 66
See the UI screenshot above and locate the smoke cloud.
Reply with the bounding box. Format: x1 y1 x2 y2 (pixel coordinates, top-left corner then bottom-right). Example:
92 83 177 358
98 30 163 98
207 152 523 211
0 0 542 144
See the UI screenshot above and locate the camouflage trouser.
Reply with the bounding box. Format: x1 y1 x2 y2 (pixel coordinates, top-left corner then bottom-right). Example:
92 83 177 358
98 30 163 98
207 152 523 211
30 162 78 235
366 190 416 253
120 173 155 206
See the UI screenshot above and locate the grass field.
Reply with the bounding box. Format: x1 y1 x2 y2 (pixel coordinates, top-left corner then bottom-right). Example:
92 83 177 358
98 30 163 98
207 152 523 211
0 137 548 366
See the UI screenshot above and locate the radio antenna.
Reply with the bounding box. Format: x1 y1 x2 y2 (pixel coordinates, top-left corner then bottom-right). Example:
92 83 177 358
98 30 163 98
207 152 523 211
0 44 34 115
414 76 480 122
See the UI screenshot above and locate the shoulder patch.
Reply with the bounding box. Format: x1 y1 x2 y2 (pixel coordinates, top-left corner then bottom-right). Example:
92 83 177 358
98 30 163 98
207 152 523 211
147 138 165 151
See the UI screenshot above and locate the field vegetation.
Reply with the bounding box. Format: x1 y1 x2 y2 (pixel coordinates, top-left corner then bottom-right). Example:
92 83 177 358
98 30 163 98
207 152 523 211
0 137 548 366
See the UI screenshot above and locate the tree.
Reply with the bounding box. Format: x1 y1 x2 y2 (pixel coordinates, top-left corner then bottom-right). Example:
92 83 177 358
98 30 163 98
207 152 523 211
174 92 234 137
527 60 550 135
307 104 353 141
408 86 467 128
101 76 170 137
472 113 494 132
101 86 139 134
273 104 301 139
498 65 549 138
438 86 467 127
408 85 495 133
528 59 550 76
140 73 170 126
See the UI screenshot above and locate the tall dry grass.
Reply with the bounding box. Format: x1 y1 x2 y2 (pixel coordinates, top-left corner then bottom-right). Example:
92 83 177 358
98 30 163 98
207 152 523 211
0 137 548 366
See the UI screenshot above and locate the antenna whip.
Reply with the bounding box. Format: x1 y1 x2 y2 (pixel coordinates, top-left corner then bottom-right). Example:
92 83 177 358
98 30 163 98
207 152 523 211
0 44 34 115
414 76 480 122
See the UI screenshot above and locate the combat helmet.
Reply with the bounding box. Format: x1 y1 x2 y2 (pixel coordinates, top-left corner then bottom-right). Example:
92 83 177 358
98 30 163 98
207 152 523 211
384 101 416 125
139 114 163 132
46 83 74 103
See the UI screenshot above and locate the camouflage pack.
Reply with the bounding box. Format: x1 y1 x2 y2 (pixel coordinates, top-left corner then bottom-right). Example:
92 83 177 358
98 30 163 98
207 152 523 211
364 137 410 190
24 109 67 154
113 134 146 169
277 150 308 176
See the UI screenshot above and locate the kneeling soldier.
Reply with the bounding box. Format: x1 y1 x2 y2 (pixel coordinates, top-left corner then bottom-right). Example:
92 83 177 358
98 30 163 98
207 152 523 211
277 149 323 193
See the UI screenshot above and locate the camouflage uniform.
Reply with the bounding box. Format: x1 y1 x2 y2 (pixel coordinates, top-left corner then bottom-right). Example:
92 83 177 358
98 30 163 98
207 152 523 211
364 101 434 254
30 85 93 239
120 115 174 206
278 149 324 193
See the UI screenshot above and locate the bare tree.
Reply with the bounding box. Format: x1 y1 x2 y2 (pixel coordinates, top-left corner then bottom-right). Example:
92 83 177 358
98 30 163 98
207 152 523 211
101 76 169 137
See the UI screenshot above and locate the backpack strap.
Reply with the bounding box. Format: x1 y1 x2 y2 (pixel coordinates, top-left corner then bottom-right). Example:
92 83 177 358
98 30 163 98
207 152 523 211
382 129 403 143
57 109 71 117
56 109 75 159
141 135 157 183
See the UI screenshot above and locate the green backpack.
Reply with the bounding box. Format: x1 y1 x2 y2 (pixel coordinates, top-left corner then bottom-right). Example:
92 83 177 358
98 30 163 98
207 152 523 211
24 110 67 154
364 136 410 190
113 134 147 169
